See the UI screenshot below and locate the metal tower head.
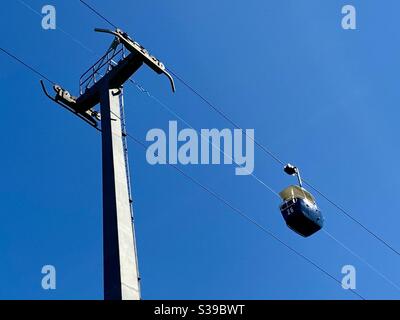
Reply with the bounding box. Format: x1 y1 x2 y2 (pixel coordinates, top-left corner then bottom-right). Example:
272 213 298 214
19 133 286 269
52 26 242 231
41 27 175 130
94 28 176 93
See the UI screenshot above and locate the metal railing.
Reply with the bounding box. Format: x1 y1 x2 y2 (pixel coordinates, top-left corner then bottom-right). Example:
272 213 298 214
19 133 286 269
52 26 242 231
79 44 127 95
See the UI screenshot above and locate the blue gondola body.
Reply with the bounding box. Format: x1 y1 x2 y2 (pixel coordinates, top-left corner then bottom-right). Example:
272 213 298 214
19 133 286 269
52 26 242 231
279 185 324 237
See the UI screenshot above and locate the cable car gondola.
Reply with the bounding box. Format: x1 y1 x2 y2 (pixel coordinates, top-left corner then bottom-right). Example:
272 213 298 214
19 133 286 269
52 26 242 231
279 164 324 237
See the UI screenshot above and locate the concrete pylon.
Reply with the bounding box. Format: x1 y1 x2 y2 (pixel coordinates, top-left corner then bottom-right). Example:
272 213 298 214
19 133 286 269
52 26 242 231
100 87 140 300
41 27 175 300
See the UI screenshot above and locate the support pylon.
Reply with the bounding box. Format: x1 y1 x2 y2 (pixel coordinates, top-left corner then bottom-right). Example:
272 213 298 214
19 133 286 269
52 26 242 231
41 28 175 300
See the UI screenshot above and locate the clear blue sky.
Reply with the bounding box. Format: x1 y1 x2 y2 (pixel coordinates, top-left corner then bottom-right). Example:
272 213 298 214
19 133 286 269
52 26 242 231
0 0 399 300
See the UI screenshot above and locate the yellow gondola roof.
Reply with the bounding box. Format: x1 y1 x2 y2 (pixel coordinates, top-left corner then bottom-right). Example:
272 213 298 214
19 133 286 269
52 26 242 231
279 185 316 204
